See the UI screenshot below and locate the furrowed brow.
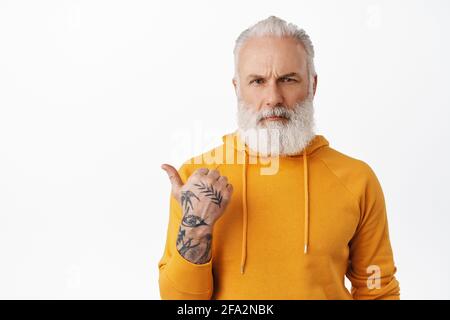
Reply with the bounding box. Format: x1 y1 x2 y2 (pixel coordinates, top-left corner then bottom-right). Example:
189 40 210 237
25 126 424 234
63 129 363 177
279 72 301 78
246 72 301 81
246 74 265 81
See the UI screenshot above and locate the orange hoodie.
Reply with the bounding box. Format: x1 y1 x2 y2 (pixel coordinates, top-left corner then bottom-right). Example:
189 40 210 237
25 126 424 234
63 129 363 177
158 131 400 299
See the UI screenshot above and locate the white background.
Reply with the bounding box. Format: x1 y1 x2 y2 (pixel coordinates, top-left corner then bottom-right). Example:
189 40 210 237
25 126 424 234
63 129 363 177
1 0 449 299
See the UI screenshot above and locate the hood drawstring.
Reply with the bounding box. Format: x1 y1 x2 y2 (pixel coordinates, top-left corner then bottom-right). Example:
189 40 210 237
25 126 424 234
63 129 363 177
240 149 248 274
303 148 309 254
239 147 310 275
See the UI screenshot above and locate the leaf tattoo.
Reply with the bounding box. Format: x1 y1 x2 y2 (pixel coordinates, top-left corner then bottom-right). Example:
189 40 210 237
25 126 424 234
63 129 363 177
179 238 200 256
194 181 223 207
181 214 208 228
177 232 201 256
176 226 212 264
180 190 199 213
177 228 185 246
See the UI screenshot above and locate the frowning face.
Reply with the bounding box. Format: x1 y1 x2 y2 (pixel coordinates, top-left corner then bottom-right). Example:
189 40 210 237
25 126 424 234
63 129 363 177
233 36 317 156
232 36 316 117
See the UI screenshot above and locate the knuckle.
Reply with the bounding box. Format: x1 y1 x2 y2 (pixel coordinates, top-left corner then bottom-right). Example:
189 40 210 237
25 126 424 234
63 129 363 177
210 169 220 175
194 167 207 174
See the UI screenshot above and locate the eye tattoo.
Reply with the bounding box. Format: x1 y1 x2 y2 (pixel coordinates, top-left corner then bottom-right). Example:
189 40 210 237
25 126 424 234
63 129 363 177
181 214 208 228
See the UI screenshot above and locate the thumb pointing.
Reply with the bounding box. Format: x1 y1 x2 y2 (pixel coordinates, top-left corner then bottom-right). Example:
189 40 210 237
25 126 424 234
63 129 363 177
161 163 183 200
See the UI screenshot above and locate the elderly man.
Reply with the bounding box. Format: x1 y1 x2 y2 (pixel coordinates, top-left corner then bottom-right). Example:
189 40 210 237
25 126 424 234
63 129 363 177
158 16 400 300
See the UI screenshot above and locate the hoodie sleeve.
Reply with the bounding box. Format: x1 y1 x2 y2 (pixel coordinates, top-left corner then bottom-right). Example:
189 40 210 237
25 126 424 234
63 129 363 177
345 163 400 300
158 164 214 300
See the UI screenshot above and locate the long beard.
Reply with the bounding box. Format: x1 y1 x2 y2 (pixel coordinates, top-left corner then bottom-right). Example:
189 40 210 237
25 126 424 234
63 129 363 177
236 95 316 157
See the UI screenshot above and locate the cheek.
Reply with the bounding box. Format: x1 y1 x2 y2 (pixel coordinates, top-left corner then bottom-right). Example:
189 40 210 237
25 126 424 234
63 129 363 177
283 84 309 103
240 88 261 106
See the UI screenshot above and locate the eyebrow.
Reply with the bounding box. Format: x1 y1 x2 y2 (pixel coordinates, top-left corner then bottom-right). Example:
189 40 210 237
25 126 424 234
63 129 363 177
246 72 301 81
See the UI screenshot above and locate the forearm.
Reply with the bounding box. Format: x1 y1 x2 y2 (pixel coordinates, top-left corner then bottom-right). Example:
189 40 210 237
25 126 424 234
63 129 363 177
176 223 213 264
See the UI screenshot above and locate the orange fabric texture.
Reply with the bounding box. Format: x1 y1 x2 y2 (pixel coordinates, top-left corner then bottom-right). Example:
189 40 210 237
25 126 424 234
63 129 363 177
158 132 400 299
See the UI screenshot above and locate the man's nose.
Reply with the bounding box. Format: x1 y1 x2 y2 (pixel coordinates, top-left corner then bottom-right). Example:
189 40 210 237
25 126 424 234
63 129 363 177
263 82 284 108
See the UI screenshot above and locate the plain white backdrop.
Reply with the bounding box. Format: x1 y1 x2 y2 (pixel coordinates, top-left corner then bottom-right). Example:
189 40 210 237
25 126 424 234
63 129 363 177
1 0 449 299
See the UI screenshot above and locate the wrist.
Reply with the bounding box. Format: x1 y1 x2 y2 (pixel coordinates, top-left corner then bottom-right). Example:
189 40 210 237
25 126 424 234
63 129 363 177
181 224 213 239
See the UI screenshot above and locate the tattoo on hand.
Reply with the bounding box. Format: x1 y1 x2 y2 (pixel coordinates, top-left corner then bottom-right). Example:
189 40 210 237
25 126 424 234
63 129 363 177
197 233 212 263
176 227 213 264
181 214 208 228
194 182 223 207
177 228 200 256
178 237 201 256
176 229 185 246
181 190 199 213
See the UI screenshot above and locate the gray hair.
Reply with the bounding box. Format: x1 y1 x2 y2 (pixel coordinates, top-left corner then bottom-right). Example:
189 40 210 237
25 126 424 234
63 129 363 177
233 16 316 91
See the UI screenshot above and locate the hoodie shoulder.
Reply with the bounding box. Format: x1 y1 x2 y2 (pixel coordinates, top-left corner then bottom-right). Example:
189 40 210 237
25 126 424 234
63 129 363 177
318 145 371 172
316 145 382 205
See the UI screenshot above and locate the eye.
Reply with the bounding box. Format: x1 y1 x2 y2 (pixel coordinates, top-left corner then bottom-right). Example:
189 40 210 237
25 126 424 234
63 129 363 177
181 214 208 228
250 78 265 85
281 77 296 83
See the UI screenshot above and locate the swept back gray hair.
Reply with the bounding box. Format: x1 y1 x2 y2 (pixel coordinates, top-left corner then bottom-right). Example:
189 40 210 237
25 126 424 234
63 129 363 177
233 16 316 88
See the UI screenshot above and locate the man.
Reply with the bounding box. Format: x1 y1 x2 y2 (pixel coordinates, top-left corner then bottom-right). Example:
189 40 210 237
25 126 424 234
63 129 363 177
158 16 400 299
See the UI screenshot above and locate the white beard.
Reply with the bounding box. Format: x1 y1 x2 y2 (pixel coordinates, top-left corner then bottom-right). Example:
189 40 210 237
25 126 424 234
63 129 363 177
236 94 316 157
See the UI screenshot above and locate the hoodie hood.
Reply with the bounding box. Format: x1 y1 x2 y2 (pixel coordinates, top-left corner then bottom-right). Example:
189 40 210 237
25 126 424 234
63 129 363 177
221 130 330 274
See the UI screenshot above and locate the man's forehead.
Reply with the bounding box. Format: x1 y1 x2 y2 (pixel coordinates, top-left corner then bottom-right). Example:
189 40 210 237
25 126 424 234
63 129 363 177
238 37 308 77
240 60 307 79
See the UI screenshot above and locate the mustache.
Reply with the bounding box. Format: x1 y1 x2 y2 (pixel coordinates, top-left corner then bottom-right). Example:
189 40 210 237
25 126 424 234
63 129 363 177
257 106 292 123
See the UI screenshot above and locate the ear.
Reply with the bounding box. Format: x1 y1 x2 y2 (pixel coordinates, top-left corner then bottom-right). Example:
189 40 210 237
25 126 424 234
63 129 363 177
313 75 318 97
232 78 237 92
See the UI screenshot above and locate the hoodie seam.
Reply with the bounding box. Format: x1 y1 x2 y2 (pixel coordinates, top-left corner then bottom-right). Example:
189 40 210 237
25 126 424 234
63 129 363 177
317 157 361 213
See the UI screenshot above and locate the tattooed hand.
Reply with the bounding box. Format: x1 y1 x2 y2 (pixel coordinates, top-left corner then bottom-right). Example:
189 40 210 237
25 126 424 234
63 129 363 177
161 164 233 264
